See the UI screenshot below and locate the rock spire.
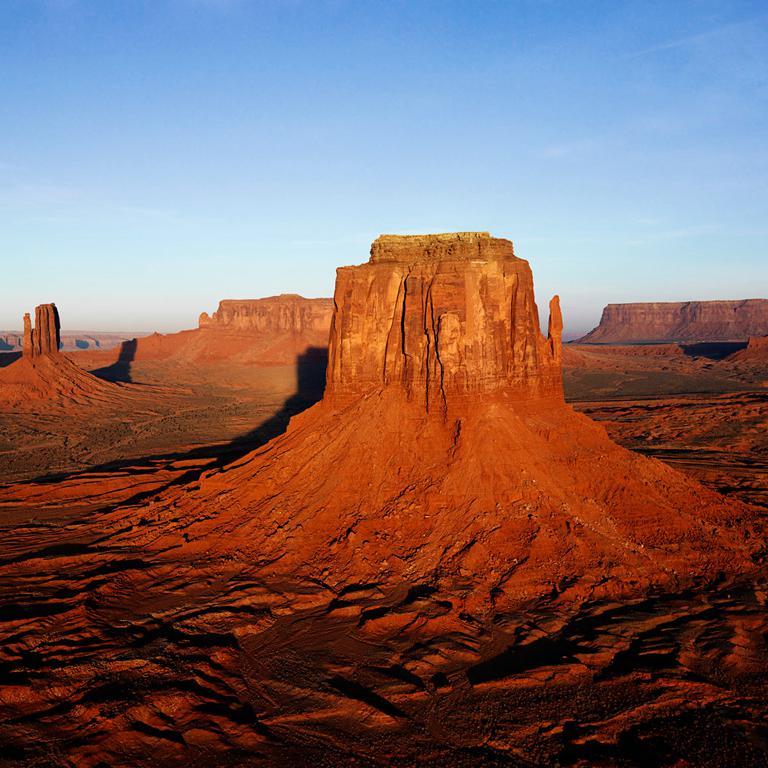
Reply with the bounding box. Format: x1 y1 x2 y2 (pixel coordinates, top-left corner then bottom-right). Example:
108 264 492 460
23 303 61 358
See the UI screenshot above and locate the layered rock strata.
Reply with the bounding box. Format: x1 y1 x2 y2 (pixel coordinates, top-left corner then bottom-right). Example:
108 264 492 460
581 299 768 343
198 294 333 333
327 234 562 408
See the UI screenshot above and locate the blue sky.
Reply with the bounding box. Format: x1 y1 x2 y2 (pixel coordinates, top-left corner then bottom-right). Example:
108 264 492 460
1 0 766 335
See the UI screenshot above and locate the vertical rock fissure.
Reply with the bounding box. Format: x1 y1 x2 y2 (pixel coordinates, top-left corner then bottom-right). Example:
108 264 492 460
428 285 448 416
400 271 410 390
383 275 406 387
423 278 432 412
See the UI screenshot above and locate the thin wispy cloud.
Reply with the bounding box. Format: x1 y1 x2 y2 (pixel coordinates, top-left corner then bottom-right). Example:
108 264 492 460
624 15 767 59
0 174 181 223
625 224 720 247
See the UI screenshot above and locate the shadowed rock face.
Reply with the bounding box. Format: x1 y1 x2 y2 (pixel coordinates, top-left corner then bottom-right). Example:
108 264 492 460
23 303 60 357
198 294 333 334
581 299 768 343
327 233 562 408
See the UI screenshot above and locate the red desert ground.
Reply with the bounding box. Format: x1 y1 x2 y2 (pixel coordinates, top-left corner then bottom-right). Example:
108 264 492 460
0 232 766 767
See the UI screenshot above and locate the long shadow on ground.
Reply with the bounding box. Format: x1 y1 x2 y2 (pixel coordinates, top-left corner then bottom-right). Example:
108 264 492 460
23 347 329 506
90 338 138 382
0 352 21 369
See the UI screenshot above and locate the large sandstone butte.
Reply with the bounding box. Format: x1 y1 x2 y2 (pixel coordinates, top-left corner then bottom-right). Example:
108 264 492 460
581 298 768 343
24 302 60 356
129 233 762 607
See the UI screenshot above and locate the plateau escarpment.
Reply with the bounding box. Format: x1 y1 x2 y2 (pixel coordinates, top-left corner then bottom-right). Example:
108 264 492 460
76 294 334 369
581 299 768 343
199 294 333 335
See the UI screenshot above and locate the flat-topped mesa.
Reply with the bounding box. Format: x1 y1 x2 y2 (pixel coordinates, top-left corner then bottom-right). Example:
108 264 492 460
326 233 563 409
581 299 768 343
198 295 334 334
23 304 60 358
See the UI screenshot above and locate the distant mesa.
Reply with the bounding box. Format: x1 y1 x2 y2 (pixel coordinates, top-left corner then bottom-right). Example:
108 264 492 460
133 233 763 610
199 294 333 334
580 299 768 343
75 294 334 370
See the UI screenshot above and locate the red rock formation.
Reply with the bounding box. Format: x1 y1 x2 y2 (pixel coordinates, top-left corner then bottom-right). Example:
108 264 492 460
326 234 561 408
1 238 766 766
0 304 128 409
581 299 768 343
735 335 768 360
128 233 762 611
0 328 143 353
199 294 333 334
73 295 334 369
24 303 61 356
22 313 32 357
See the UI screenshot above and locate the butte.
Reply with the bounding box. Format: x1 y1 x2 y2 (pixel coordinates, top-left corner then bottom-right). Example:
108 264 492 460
118 232 764 610
0 303 126 408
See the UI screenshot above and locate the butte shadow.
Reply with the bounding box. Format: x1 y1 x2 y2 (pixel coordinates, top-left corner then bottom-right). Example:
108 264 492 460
91 338 138 383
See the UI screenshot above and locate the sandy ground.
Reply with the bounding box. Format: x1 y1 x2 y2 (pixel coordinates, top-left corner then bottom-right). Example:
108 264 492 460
0 344 766 766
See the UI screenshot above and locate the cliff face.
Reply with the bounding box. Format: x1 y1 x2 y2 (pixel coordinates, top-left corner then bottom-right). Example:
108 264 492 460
327 234 562 408
199 295 333 334
581 299 768 343
68 295 335 369
731 335 768 363
24 303 61 357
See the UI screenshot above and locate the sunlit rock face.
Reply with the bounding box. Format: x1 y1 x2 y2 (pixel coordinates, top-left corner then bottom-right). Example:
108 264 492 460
198 295 333 334
327 233 563 409
581 299 768 343
23 303 61 357
133 233 762 612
